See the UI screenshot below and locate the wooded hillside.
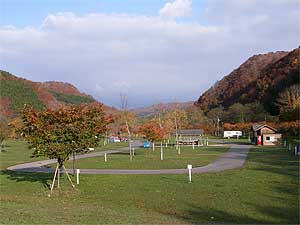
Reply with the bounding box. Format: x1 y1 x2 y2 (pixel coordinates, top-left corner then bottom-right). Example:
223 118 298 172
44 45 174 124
195 48 299 117
0 70 116 119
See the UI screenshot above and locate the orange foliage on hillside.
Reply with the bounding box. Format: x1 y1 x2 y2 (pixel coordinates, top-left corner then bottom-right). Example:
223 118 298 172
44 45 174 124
224 121 300 136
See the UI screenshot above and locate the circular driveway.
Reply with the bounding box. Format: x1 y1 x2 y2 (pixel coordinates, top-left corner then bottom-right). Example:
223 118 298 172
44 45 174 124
7 144 250 175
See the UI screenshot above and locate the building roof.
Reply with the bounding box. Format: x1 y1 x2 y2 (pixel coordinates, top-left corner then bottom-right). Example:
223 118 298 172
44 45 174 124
174 129 204 136
252 124 277 132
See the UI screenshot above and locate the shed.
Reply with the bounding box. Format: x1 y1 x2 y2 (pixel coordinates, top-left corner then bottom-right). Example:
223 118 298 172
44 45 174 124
251 124 282 146
174 129 204 145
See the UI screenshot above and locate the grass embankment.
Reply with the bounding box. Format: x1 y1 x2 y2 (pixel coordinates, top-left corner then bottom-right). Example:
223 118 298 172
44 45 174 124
0 140 299 224
63 146 228 169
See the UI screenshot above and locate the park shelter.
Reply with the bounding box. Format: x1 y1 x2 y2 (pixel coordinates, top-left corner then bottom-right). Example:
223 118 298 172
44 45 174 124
251 124 282 146
174 129 204 145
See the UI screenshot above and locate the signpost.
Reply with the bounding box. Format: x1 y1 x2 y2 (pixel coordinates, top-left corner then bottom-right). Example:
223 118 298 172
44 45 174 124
76 169 80 185
160 143 163 160
187 164 192 183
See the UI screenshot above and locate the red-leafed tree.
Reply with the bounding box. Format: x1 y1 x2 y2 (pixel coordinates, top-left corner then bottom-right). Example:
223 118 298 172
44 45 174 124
19 103 112 191
139 121 165 151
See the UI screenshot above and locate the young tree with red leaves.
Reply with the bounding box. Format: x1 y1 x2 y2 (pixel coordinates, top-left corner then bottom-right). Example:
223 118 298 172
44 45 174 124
19 103 112 191
139 121 165 151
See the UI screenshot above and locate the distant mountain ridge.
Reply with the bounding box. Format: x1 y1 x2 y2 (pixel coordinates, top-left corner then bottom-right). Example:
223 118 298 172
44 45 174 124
0 70 116 118
195 48 299 115
131 101 193 118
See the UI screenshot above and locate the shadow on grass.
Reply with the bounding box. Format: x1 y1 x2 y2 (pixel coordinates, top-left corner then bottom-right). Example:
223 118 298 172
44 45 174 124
246 202 300 224
248 146 299 178
160 201 298 224
158 203 270 224
1 170 52 189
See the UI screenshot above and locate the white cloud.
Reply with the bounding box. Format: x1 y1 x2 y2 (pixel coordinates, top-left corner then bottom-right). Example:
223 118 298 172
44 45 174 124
0 0 299 108
159 0 192 18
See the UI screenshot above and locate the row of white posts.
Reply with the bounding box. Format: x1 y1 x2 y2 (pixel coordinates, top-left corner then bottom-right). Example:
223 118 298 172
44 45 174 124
283 140 300 156
75 165 194 184
73 142 199 184
75 138 212 185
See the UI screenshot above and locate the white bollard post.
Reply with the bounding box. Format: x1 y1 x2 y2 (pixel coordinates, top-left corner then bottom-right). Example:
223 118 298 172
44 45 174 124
104 153 107 162
192 143 195 150
187 164 192 183
178 146 181 155
166 143 168 148
76 169 80 185
133 148 135 156
294 146 297 156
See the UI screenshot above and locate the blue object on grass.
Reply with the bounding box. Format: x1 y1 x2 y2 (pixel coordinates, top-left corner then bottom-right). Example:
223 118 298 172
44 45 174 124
143 141 150 148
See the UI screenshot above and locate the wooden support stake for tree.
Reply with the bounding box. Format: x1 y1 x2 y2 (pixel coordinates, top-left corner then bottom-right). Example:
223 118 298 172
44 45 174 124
57 167 60 188
63 165 75 188
50 163 59 192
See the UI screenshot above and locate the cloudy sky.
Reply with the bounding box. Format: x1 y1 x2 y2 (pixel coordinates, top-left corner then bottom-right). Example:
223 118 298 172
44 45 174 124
0 0 299 108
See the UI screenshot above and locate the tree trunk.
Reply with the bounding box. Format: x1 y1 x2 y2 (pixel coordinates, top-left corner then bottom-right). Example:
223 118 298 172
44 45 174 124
125 120 132 161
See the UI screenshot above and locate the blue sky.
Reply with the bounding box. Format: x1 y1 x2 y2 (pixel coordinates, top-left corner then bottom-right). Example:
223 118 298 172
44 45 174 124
1 0 205 27
0 0 299 108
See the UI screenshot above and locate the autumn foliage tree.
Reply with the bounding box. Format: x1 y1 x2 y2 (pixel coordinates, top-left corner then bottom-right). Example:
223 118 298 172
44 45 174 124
19 103 112 190
0 117 10 151
139 121 165 150
277 84 300 121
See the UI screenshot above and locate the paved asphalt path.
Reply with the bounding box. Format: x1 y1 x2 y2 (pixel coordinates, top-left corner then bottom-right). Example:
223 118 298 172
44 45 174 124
7 142 250 175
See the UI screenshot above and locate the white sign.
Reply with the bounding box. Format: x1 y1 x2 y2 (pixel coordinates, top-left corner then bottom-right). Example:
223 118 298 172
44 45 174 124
187 164 192 183
76 169 80 185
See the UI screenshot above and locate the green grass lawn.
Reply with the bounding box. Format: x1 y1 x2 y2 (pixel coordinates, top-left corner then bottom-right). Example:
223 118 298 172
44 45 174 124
63 146 228 169
0 140 299 224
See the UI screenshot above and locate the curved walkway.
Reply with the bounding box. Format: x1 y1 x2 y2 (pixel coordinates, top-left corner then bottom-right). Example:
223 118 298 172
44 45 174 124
7 144 250 175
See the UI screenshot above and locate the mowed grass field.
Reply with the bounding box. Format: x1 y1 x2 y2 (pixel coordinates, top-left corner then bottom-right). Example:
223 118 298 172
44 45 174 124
63 146 229 169
0 139 299 224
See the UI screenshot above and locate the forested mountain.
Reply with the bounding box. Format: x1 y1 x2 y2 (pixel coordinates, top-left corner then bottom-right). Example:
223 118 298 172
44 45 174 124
131 101 193 118
0 70 116 119
195 48 299 118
